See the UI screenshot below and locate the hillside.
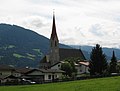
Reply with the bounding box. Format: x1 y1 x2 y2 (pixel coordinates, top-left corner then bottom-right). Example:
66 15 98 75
0 24 118 68
70 45 120 60
0 24 71 68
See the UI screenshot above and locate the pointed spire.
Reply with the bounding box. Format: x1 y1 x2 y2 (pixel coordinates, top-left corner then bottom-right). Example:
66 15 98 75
51 10 58 40
113 50 115 58
111 50 117 62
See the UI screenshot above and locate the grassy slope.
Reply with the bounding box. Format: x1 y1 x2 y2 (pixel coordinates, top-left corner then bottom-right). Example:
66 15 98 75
0 76 120 91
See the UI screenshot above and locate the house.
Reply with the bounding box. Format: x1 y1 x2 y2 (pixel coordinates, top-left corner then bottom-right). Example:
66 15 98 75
75 61 89 77
50 61 89 77
0 65 15 76
16 68 64 83
0 75 20 84
0 65 21 84
26 69 64 83
51 61 63 70
15 68 32 76
0 65 64 84
118 60 120 64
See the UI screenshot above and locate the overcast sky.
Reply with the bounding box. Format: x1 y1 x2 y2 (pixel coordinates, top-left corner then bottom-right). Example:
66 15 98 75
0 0 120 48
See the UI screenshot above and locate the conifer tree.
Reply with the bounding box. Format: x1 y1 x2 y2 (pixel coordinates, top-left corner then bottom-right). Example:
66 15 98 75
109 51 117 73
89 44 108 76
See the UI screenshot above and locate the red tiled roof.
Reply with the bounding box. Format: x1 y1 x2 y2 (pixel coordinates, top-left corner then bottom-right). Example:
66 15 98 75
79 61 89 66
118 60 120 63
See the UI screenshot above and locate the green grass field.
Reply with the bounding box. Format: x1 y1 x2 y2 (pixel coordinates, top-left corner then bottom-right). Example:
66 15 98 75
0 76 120 91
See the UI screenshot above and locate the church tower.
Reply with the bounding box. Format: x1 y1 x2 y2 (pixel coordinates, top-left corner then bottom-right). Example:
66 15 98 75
49 12 59 65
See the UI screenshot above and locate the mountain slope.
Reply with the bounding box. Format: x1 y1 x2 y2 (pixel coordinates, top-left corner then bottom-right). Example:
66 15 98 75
70 45 120 60
1 24 118 67
0 24 71 68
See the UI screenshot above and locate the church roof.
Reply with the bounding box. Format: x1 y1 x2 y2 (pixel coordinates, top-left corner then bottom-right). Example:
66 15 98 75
40 55 50 64
40 56 48 63
40 48 86 63
59 48 86 61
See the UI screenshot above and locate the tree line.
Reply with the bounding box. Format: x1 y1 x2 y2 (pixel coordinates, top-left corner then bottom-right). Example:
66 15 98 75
61 44 120 79
89 44 120 76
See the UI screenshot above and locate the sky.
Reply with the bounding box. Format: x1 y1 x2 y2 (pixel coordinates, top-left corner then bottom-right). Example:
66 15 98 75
0 0 120 48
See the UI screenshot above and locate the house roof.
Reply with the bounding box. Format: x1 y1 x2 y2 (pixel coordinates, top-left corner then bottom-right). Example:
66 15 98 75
118 60 120 63
79 61 89 66
50 61 61 68
39 69 64 73
0 75 18 79
0 75 9 79
0 65 14 71
24 68 64 74
59 48 86 61
15 68 32 74
21 75 32 79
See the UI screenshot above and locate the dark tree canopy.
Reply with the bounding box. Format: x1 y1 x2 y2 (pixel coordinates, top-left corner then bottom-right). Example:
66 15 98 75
109 51 117 73
89 44 108 76
61 62 73 77
61 57 78 77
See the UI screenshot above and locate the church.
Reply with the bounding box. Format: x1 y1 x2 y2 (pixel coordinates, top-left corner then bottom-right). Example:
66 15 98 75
39 12 86 70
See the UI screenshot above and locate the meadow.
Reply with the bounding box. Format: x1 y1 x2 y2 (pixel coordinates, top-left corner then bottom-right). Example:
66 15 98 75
0 76 120 91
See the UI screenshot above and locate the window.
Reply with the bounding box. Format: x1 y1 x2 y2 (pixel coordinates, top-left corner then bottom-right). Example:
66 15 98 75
80 69 82 72
0 73 1 75
58 65 60 67
55 75 57 78
48 75 51 79
55 41 57 47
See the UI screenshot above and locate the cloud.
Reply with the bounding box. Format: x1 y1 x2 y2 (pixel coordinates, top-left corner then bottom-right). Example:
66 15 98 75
89 24 104 37
0 0 120 48
23 16 48 28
